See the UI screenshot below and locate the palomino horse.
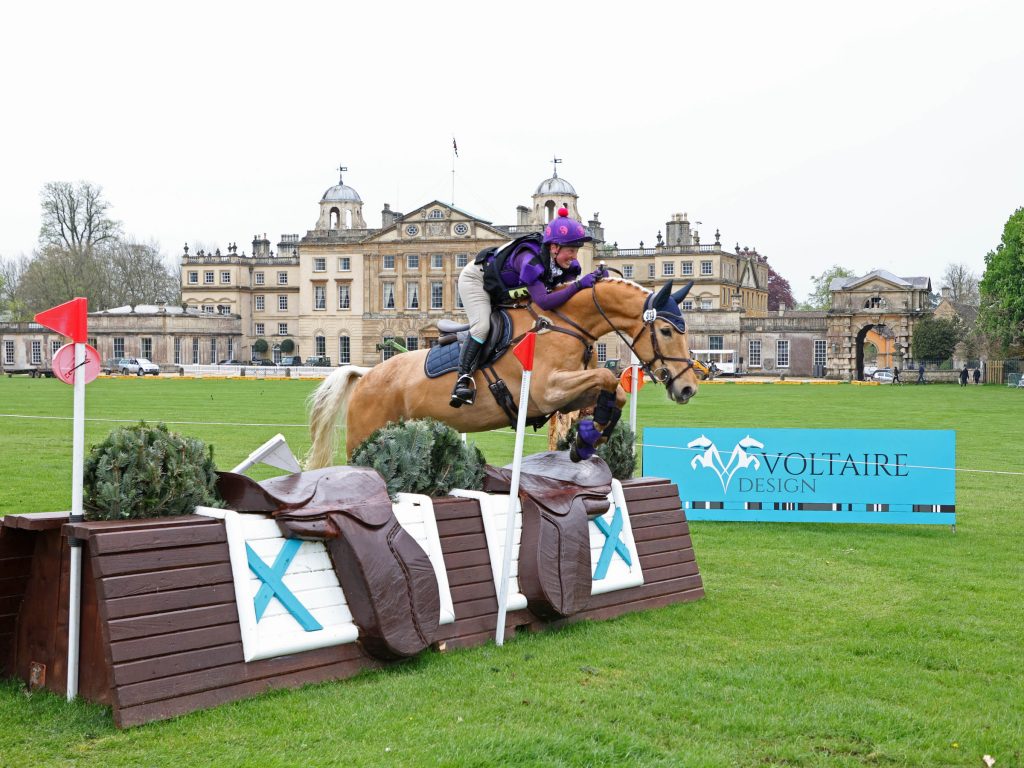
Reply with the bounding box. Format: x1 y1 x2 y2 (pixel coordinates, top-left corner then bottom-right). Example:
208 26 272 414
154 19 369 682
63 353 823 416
306 278 702 467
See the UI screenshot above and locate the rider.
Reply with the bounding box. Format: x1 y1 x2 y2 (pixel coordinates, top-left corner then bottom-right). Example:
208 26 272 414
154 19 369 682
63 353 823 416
450 207 606 407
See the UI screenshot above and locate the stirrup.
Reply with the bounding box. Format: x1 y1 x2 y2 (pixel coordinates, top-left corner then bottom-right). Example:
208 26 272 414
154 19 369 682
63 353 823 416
449 375 476 408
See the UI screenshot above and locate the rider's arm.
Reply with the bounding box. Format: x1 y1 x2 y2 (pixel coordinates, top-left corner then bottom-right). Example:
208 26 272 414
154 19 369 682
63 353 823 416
527 279 581 310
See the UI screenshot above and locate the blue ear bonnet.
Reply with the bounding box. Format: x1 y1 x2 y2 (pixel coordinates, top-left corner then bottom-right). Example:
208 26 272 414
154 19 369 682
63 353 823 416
646 281 692 332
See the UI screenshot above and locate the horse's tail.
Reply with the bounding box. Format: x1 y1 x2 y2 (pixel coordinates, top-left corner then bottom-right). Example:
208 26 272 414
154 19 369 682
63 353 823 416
305 365 371 469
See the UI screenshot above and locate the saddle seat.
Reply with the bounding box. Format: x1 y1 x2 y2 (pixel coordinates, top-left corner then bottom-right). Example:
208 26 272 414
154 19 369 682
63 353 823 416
424 308 514 379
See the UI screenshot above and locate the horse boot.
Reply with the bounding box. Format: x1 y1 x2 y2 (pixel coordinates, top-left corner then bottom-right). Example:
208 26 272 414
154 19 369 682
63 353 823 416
450 337 484 408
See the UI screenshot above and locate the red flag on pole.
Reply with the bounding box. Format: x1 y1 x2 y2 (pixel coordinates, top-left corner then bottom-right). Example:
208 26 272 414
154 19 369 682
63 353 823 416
35 297 88 342
513 332 537 371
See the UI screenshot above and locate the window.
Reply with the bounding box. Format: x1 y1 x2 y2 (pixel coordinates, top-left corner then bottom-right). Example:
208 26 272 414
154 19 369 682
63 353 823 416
113 337 125 358
335 284 350 310
430 282 443 309
406 282 420 309
455 253 469 268
204 271 214 284
192 337 200 365
431 254 443 270
255 295 265 311
648 263 656 279
188 271 198 284
255 272 265 286
210 338 217 361
381 336 397 361
455 284 464 309
174 337 181 365
407 254 419 269
749 340 762 367
814 339 827 367
701 261 713 276
218 305 231 315
277 271 288 285
278 295 288 311
221 271 231 284
682 300 694 310
278 323 288 336
339 336 351 364
662 262 675 277
701 298 713 310
596 342 607 363
383 282 396 309
316 335 326 356
30 341 41 364
777 340 790 368
4 340 14 365
623 265 634 279
338 257 351 272
227 338 234 361
313 257 326 273
202 305 214 314
681 261 694 276
383 255 395 270
314 285 326 310
428 209 444 219
405 337 419 351
709 336 723 351
51 340 61 358
865 296 885 309
255 322 265 336
142 338 153 359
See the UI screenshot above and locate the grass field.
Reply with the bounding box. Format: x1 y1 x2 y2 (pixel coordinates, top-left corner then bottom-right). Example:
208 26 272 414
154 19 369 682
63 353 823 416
0 376 1021 767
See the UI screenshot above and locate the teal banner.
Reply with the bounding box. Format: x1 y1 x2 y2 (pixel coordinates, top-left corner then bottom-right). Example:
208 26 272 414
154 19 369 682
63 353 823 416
643 428 956 525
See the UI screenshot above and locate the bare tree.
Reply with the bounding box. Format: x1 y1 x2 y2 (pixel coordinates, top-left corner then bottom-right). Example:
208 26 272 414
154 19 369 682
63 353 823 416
940 263 980 305
15 244 113 312
39 181 121 255
106 239 181 307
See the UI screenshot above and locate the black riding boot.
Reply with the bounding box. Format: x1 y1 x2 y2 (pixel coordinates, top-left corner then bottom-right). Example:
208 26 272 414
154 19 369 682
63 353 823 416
450 338 485 408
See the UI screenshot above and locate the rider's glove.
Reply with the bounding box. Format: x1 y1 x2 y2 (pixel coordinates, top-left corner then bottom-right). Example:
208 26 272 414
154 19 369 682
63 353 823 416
576 268 605 290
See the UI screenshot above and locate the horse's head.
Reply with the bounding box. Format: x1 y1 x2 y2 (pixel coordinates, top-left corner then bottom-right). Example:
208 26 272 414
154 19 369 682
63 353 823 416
641 280 701 404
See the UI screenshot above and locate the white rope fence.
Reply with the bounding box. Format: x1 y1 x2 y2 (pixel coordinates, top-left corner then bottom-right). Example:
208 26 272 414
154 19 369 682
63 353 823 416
3 413 1022 477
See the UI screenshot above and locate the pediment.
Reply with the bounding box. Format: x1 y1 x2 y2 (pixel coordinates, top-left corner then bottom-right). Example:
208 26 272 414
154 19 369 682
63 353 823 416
366 200 510 243
739 260 760 289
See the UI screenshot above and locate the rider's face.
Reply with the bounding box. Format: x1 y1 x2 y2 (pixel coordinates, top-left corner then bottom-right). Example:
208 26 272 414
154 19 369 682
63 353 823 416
551 245 578 269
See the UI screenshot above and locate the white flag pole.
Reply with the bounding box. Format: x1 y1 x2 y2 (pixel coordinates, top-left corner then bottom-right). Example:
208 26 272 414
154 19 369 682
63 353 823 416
495 333 536 646
628 351 640 435
66 340 86 700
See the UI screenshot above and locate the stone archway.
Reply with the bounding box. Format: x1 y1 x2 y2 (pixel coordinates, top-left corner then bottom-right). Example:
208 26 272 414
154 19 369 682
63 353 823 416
854 324 897 380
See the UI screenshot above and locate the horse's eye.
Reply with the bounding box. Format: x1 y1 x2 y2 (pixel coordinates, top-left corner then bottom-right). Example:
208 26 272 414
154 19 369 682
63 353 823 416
659 327 672 337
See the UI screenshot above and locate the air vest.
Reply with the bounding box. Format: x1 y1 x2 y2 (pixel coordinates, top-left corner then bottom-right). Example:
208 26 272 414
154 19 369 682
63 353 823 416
475 233 580 304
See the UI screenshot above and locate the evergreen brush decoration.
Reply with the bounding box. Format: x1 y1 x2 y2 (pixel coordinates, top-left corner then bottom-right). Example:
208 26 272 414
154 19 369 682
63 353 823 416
350 418 485 498
557 421 637 480
82 422 222 520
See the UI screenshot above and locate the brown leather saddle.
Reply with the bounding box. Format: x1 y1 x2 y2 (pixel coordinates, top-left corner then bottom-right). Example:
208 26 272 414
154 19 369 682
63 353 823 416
483 452 613 620
216 466 441 660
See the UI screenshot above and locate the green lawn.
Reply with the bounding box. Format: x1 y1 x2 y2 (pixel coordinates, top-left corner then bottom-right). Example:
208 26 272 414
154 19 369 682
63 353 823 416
0 376 1021 767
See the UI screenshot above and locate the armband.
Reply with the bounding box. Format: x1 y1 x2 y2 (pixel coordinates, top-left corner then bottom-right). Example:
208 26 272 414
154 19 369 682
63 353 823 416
509 287 529 299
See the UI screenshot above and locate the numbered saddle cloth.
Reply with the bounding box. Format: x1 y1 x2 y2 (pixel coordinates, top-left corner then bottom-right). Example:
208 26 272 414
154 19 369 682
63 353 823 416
484 452 613 620
216 467 441 660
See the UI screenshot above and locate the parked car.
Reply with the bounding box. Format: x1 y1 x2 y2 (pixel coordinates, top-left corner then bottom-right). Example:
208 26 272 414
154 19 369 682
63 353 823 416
118 357 160 376
101 358 119 374
216 359 243 366
864 365 878 377
304 356 332 367
279 356 303 367
252 359 278 366
872 368 894 383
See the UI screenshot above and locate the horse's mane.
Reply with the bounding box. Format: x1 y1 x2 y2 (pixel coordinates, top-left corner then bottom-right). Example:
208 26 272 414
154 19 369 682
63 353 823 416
598 276 652 295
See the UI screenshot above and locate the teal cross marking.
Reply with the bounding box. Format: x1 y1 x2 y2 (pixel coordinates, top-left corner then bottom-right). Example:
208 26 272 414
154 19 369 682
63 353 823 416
593 506 632 581
246 539 323 632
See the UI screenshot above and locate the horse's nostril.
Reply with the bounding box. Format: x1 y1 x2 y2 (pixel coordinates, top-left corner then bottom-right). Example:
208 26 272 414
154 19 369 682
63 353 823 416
677 385 696 402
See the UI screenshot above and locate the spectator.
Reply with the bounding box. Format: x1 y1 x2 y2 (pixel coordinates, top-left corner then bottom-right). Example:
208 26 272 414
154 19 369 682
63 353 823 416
892 366 901 385
960 365 969 387
916 362 925 384
973 368 981 385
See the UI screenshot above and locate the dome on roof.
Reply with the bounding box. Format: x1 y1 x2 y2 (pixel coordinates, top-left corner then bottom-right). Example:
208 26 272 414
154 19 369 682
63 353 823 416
321 183 362 203
535 174 577 196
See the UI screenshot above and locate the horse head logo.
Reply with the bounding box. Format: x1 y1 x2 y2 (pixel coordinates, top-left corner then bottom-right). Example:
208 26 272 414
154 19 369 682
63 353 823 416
687 434 765 492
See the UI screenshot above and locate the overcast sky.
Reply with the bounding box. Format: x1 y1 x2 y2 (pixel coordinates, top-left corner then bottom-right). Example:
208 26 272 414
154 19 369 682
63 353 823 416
2 0 1021 302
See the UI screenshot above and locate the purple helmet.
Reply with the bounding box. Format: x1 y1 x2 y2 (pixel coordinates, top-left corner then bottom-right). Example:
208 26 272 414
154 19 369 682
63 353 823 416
542 207 592 247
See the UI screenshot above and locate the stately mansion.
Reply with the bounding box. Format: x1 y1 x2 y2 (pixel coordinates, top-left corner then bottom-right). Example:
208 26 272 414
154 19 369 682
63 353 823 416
1 166 940 381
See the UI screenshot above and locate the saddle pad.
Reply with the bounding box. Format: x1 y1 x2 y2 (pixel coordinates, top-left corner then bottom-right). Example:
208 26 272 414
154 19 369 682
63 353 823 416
424 309 513 378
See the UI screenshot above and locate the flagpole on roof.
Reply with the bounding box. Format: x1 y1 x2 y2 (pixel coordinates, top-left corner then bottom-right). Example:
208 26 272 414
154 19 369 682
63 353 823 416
451 136 458 205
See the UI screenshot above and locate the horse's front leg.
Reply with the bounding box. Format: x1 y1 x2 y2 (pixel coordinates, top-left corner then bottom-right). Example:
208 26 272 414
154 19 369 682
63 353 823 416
538 368 625 462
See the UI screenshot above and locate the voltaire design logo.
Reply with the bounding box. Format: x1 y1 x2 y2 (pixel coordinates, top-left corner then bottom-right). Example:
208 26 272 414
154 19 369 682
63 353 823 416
688 435 765 492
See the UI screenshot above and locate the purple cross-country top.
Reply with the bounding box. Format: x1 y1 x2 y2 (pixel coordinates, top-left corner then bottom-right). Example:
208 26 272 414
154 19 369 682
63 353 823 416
498 239 582 311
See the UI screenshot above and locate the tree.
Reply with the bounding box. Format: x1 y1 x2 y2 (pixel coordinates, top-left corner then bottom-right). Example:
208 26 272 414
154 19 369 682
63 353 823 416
39 181 121 256
911 315 960 361
940 263 980 305
979 207 1024 350
0 255 29 320
802 265 856 310
106 239 181 307
767 264 795 311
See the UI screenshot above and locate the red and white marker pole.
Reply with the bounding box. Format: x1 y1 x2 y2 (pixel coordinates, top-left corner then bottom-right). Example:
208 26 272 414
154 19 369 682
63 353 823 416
495 332 537 646
35 297 92 700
